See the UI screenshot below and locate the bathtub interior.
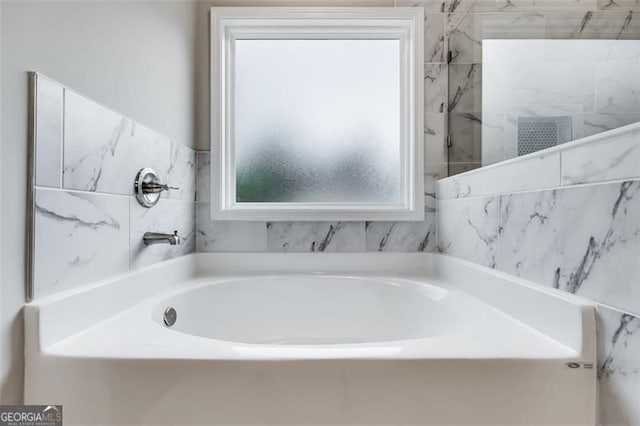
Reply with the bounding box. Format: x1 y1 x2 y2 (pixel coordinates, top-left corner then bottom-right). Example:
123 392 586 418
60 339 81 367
150 275 491 345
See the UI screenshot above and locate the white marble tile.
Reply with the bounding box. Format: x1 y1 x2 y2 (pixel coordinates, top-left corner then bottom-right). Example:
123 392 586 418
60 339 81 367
449 112 504 164
448 63 482 113
63 91 171 195
481 113 507 166
545 39 640 62
196 151 211 204
596 62 640 112
483 39 546 64
365 217 436 251
196 204 266 252
583 112 640 137
266 222 366 252
445 0 500 14
394 0 445 13
448 162 482 176
35 75 63 188
425 162 449 179
497 181 640 313
448 13 546 63
562 129 640 185
482 60 595 114
447 13 482 63
425 63 447 113
437 152 560 200
425 113 447 165
425 174 437 213
130 199 196 269
545 11 640 39
448 113 482 163
598 0 640 9
168 142 196 201
437 196 500 267
425 14 445 63
33 188 129 298
497 0 597 10
597 305 640 426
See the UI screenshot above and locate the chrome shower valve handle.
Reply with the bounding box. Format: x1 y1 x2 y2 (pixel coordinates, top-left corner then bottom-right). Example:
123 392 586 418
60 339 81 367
134 168 180 208
141 181 180 194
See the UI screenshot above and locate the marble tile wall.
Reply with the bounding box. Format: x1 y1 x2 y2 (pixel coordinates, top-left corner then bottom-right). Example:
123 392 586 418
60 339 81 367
195 2 450 255
436 123 640 424
31 73 196 299
195 152 438 253
398 0 640 175
483 39 640 165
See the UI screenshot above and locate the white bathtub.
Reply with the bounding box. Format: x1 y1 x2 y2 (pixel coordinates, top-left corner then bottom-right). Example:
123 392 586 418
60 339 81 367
157 275 490 346
24 253 597 425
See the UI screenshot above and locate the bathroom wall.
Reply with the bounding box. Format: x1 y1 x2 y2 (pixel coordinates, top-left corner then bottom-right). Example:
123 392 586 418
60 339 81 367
0 0 198 403
437 0 640 174
194 0 443 253
194 0 640 251
436 123 640 425
482 39 640 165
31 74 196 299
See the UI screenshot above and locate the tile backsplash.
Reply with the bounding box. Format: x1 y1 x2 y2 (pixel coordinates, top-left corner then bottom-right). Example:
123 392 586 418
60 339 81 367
436 123 640 425
195 151 438 254
30 73 196 299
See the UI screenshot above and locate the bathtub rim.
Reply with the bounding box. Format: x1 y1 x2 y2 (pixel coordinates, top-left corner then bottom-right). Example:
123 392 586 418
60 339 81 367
24 252 596 363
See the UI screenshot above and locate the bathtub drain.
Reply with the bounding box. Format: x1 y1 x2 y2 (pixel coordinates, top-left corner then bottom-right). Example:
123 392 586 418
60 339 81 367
164 307 177 327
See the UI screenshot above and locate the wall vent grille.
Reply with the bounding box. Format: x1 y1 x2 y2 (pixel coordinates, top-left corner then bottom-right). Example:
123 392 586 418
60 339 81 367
517 116 572 156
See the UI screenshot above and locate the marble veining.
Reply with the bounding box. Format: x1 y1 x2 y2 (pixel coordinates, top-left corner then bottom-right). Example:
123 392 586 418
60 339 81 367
583 112 640 137
425 113 447 167
598 0 640 9
596 61 640 112
597 305 640 425
562 129 640 185
196 152 211 204
63 91 171 195
168 142 196 201
448 12 545 63
448 63 482 113
498 181 640 313
31 75 198 298
437 196 499 267
545 11 639 39
33 189 130 298
425 63 447 113
424 13 445 63
196 204 267 252
266 222 366 252
366 219 436 251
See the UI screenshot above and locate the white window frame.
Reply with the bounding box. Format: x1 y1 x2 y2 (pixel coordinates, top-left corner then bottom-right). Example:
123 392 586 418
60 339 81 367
210 7 424 221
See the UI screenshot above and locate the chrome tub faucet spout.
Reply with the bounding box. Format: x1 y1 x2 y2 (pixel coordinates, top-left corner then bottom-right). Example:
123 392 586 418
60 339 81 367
143 231 181 246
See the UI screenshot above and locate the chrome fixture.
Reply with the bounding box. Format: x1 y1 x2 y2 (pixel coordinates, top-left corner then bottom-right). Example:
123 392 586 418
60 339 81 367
163 307 177 327
143 231 181 246
134 168 179 208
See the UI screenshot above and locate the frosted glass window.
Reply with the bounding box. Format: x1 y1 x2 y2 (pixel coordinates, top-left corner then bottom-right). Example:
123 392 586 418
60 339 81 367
234 39 401 203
